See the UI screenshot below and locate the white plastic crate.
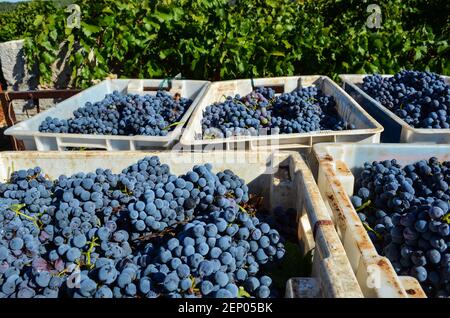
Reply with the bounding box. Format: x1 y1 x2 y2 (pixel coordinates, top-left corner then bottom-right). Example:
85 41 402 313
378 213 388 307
313 142 450 298
178 76 383 152
4 79 210 150
340 74 450 143
0 150 363 298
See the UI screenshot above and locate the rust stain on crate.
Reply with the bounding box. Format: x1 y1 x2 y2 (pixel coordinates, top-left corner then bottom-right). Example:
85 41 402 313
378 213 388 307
321 154 334 162
333 181 360 217
85 151 112 158
376 258 405 294
326 193 346 225
325 170 380 253
336 161 352 176
377 258 390 269
355 227 375 251
406 289 416 296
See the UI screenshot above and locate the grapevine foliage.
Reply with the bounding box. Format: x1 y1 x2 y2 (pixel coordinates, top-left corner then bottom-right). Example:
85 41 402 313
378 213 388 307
0 0 448 89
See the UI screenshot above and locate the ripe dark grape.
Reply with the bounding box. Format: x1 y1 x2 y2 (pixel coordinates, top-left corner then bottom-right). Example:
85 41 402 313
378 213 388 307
351 157 450 297
0 156 286 298
202 86 354 139
38 91 192 136
362 71 450 129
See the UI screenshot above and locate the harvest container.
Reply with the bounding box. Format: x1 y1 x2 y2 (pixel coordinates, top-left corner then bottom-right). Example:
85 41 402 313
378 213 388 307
178 76 383 153
340 74 450 143
0 150 363 298
313 142 450 298
4 79 210 150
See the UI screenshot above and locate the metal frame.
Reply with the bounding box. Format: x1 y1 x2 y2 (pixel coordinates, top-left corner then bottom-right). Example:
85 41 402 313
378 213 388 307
0 88 81 150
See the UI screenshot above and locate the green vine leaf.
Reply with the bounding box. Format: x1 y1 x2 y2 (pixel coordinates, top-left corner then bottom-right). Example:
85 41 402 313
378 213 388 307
0 0 447 89
81 22 102 37
33 15 44 27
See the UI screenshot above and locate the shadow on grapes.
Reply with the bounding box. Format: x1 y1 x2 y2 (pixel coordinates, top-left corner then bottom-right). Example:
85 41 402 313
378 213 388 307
264 242 313 294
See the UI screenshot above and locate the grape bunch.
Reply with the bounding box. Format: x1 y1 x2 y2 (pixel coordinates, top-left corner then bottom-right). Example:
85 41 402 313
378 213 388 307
271 86 353 133
39 91 192 136
362 71 450 129
0 156 286 298
201 86 354 139
350 157 450 297
139 203 284 298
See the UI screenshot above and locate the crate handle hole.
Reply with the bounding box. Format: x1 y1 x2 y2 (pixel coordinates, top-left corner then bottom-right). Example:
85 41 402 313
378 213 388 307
254 84 284 94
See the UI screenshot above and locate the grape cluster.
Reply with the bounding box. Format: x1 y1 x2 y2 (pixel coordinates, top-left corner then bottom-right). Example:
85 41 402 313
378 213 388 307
39 91 192 136
362 71 450 129
202 86 354 139
140 203 284 298
351 157 450 297
0 157 285 298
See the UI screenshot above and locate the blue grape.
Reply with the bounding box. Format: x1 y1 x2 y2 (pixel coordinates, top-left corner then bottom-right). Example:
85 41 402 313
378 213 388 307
95 286 113 298
200 281 214 295
411 266 428 282
244 276 261 292
66 247 81 262
163 273 180 292
256 285 270 298
214 272 229 287
215 289 233 298
35 272 51 288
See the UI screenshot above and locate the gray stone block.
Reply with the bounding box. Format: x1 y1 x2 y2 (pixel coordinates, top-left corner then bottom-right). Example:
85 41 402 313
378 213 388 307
0 39 38 91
